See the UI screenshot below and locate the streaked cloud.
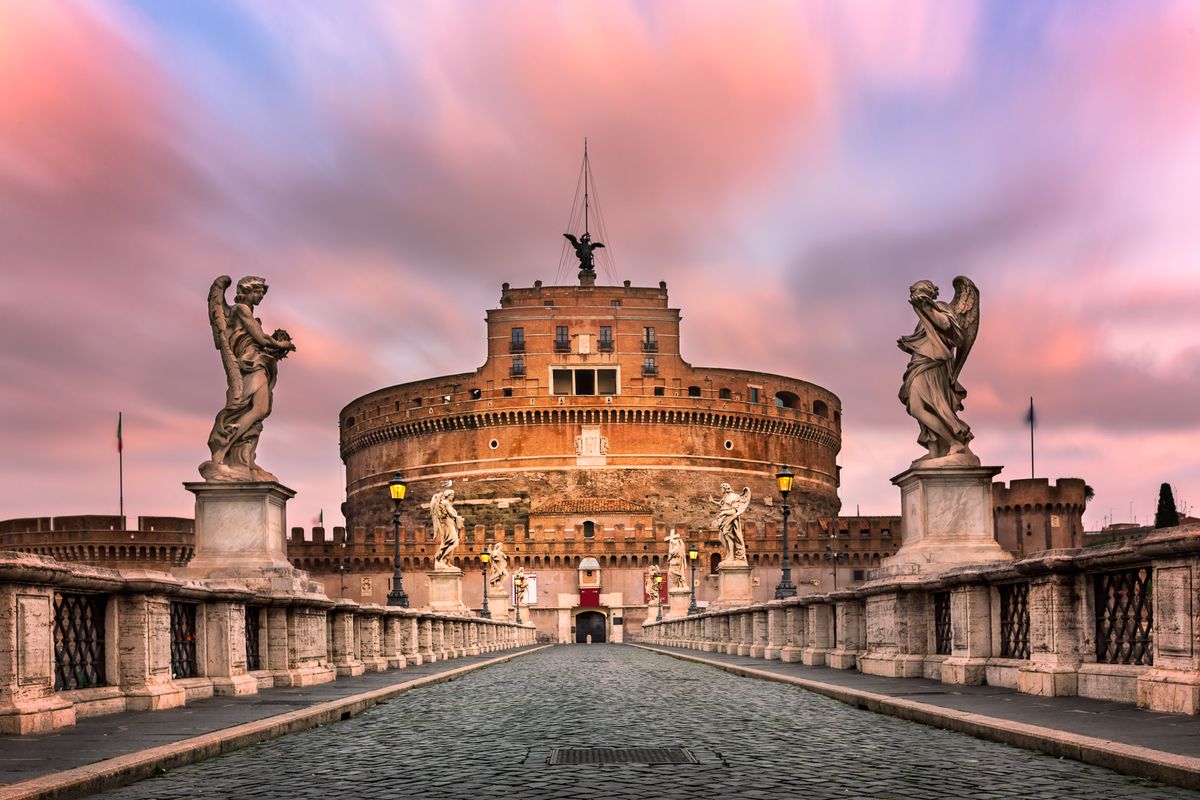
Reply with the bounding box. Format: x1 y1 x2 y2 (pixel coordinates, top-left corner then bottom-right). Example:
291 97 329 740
1 0 1197 529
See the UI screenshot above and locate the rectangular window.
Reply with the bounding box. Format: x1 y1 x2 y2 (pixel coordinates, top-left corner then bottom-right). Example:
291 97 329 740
555 326 570 352
574 369 595 395
642 356 657 376
642 327 657 351
749 386 760 403
597 369 617 395
599 326 613 352
653 386 665 396
611 299 621 307
553 369 572 395
510 356 525 377
510 327 525 352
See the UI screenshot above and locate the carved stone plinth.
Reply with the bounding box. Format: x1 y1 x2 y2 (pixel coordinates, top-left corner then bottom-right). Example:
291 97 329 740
426 568 467 613
883 466 1011 574
487 590 512 621
710 563 753 610
179 482 321 592
667 587 692 620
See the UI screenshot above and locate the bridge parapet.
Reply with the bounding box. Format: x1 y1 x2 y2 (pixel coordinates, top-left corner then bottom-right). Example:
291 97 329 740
643 521 1200 716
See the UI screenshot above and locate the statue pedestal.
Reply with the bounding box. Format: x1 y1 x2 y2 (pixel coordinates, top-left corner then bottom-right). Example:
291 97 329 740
710 562 753 610
882 466 1011 574
487 590 512 621
667 587 692 620
177 481 320 592
427 568 468 613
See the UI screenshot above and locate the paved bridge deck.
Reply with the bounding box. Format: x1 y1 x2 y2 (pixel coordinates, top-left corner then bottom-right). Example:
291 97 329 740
3 644 1200 799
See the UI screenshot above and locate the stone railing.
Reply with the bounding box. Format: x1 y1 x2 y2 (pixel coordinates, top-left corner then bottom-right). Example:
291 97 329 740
0 552 535 735
642 523 1200 716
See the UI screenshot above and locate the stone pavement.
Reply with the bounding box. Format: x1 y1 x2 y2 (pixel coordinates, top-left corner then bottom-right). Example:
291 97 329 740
74 645 1200 800
636 644 1200 762
0 646 544 799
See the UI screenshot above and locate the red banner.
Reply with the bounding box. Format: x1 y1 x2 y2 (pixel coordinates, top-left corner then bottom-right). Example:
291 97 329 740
579 588 601 608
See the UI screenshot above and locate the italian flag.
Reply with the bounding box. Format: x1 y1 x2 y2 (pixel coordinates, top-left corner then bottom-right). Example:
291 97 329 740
116 412 123 453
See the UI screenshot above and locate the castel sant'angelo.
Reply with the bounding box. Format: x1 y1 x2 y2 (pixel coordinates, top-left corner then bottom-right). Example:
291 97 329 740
327 253 901 642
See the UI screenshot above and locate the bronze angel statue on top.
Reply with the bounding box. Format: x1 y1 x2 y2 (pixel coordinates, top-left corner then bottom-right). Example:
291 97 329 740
897 276 980 467
563 232 604 272
199 276 295 483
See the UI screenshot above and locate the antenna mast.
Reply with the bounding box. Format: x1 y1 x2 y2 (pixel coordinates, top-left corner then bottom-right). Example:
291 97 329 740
583 138 590 237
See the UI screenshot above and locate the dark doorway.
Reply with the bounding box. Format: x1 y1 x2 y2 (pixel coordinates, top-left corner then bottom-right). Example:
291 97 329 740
575 611 607 643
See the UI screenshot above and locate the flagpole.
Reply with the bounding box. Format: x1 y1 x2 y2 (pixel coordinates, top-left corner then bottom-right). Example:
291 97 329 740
1029 396 1035 479
118 412 124 526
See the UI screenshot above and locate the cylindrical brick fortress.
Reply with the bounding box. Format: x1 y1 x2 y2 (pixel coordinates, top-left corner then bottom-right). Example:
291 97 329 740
340 278 842 538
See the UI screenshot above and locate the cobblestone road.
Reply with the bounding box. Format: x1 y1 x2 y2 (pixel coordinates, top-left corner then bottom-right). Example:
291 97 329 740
94 646 1198 800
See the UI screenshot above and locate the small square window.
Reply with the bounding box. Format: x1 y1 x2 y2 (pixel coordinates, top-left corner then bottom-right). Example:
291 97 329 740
611 300 621 307
544 300 555 307
654 386 665 396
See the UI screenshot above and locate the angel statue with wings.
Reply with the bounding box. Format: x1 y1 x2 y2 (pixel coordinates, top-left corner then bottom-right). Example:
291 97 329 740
430 483 465 570
200 275 295 482
487 541 509 593
709 483 752 565
897 276 981 467
563 232 604 273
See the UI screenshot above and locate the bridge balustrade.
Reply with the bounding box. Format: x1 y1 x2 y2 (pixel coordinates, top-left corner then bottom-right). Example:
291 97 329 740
640 521 1200 716
0 551 534 735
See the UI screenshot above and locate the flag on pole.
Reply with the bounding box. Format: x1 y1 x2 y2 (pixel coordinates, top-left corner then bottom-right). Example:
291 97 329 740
312 509 324 526
116 412 123 452
1025 398 1036 427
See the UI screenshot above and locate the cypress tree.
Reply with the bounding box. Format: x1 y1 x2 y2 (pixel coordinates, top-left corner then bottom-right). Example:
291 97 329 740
1155 483 1180 528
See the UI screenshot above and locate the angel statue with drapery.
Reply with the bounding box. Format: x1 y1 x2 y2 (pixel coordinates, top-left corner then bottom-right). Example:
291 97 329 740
200 276 295 482
709 483 752 565
897 276 981 468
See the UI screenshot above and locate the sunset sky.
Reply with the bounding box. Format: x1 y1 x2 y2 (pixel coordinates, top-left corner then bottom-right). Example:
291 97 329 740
2 1 1198 530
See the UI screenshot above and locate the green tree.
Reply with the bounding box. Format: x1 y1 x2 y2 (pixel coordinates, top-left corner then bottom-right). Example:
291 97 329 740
1155 483 1180 528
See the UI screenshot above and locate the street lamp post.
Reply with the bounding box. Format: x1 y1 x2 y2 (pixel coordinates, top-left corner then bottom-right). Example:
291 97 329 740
479 551 491 619
513 574 525 624
386 473 410 607
687 544 699 615
775 467 797 599
655 573 664 623
825 542 848 591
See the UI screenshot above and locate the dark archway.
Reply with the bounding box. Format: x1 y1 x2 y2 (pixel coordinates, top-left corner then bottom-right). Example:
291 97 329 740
575 611 607 643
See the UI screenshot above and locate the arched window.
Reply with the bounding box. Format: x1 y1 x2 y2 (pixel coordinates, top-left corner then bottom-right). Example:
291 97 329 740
710 552 721 574
687 386 702 397
813 399 829 418
774 391 799 409
583 521 596 538
719 388 732 400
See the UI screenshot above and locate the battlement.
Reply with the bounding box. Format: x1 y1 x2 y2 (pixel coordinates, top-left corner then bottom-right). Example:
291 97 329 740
992 478 1088 509
0 515 193 534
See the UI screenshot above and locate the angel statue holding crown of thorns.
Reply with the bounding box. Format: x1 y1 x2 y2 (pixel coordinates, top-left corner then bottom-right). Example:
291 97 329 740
199 275 295 483
897 276 981 468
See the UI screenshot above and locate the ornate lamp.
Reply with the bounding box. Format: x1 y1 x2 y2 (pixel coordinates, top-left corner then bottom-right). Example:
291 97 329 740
386 473 409 607
775 466 797 599
479 551 491 619
654 573 664 622
687 543 699 615
514 573 526 624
